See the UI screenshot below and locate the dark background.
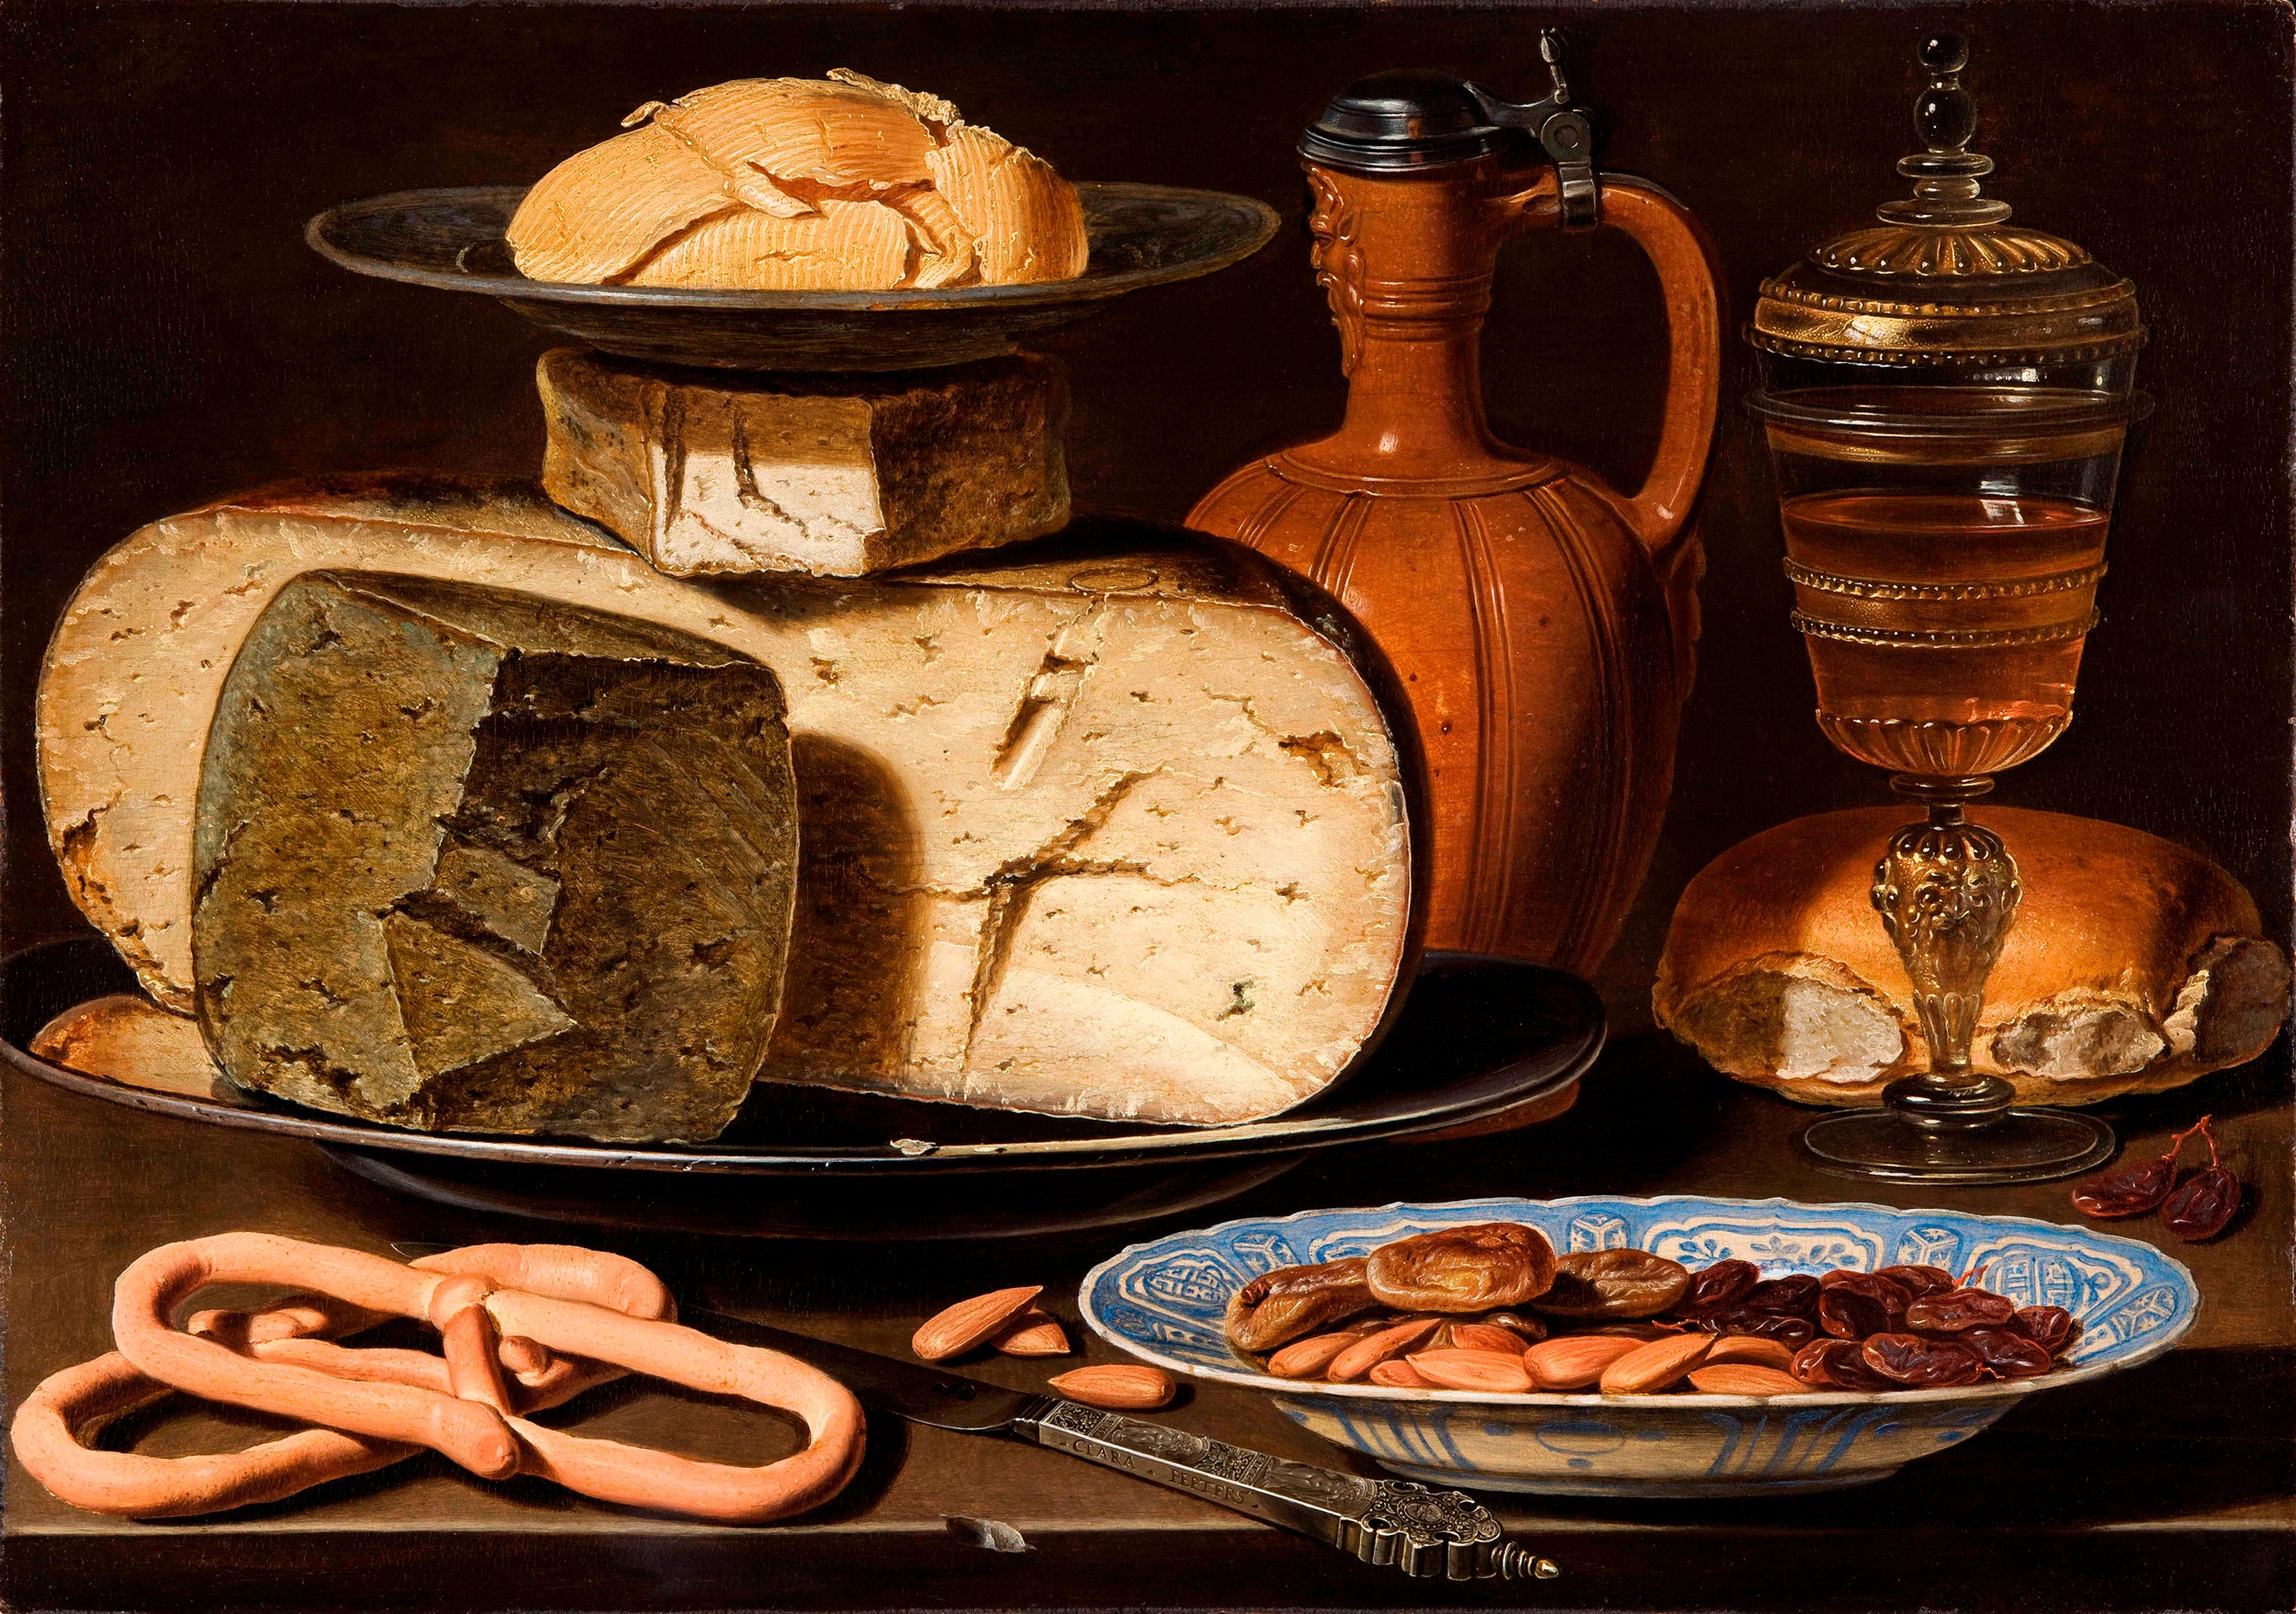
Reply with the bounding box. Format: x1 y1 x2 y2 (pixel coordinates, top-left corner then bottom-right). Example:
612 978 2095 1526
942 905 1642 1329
5 0 2291 1031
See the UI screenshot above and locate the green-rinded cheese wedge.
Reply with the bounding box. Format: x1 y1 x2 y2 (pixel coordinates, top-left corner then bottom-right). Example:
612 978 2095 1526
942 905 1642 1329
192 572 798 1141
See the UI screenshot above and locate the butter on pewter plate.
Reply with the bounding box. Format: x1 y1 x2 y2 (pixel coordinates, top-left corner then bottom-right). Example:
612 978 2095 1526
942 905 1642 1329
1080 1194 2198 1497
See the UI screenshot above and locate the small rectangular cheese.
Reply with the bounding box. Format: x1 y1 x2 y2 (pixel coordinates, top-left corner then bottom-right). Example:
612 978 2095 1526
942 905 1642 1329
39 477 1417 1127
193 572 798 1141
538 348 1069 577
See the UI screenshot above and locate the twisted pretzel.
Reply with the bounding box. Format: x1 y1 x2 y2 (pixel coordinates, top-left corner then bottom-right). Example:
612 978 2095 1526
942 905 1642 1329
12 1242 670 1518
16 1236 862 1523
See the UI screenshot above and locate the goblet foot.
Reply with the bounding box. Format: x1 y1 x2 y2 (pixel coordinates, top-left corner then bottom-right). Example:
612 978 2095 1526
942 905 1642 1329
1792 786 2119 1182
1797 1105 2115 1185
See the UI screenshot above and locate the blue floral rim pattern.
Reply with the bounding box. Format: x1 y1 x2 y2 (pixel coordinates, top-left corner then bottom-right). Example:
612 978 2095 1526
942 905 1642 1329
1079 1194 2199 1408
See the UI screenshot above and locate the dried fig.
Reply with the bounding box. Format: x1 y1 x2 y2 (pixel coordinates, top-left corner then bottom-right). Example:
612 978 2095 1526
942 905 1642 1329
1534 1249 1691 1320
1224 1258 1376 1352
1365 1224 1557 1314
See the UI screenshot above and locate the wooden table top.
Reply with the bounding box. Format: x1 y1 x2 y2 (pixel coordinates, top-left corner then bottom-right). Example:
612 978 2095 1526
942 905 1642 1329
5 1003 2289 1612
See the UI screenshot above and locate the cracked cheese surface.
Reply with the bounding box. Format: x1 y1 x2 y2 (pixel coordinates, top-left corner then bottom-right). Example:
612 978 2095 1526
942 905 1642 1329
40 481 1414 1127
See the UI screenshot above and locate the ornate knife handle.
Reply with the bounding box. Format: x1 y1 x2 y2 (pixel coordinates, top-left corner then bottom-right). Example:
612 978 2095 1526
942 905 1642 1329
1014 1399 1558 1582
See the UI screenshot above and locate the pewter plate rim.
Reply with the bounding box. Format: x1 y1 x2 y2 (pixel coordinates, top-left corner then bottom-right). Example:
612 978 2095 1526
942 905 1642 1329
305 182 1280 312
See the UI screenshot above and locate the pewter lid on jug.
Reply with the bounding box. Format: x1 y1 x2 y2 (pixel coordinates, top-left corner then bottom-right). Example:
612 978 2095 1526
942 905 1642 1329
1299 33 1596 205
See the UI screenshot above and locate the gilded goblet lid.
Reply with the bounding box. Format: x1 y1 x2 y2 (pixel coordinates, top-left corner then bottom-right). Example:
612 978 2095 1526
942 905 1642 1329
1748 32 2143 371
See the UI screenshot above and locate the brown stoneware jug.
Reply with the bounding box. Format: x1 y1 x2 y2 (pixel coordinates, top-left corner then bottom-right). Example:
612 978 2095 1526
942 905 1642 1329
1190 65 1721 971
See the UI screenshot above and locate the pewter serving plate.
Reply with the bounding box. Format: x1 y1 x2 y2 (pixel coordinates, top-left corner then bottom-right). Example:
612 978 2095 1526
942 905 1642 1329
307 184 1280 371
2 940 1600 1240
1081 1195 2200 1496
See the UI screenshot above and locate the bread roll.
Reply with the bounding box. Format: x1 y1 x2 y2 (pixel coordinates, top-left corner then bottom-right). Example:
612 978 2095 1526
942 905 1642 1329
1652 807 2289 1106
505 72 1088 290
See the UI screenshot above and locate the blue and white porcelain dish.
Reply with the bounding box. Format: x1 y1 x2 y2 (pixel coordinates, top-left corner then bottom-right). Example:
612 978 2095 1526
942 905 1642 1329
1079 1194 2199 1496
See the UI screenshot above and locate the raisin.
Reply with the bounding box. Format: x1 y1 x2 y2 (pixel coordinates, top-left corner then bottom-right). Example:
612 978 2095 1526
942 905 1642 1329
2163 1168 2240 1241
1677 1259 1760 1317
2012 1305 2076 1353
1817 1272 1909 1340
1875 1264 1956 1297
2071 1116 2212 1220
1705 1309 1816 1351
1741 1274 1820 1316
1963 1327 2054 1379
1903 1287 2018 1333
1861 1332 1985 1387
2160 1118 2242 1242
1790 1337 1893 1391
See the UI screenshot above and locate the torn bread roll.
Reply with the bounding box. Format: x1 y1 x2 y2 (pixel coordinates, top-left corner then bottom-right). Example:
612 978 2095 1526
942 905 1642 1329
506 71 1087 290
1653 807 2290 1106
39 476 1421 1127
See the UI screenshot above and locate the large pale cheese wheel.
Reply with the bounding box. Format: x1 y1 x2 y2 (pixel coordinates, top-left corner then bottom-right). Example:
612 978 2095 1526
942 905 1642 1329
1653 806 2290 1106
193 573 799 1141
39 476 1422 1126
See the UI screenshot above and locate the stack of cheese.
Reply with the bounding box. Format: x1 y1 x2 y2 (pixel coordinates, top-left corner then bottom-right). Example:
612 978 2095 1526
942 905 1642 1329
38 479 1421 1142
506 70 1088 290
33 73 1422 1145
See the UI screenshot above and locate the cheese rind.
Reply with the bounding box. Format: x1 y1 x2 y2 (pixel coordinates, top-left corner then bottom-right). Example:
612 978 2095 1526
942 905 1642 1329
40 479 1417 1126
538 349 1069 577
192 572 799 1140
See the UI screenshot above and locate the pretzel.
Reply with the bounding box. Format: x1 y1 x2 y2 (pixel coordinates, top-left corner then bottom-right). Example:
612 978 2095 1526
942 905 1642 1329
98 1234 864 1522
12 1242 676 1518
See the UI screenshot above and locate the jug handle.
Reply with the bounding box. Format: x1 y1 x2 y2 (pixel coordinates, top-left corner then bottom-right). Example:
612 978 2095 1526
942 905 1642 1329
1498 171 1723 558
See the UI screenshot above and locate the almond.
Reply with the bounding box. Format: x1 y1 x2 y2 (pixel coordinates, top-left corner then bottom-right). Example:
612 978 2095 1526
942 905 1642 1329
1367 1359 1430 1389
1048 1364 1175 1410
1447 1323 1531 1356
1600 1332 1713 1394
1266 1330 1366 1380
1328 1317 1442 1383
1404 1348 1533 1394
1704 1336 1796 1371
912 1285 1041 1361
1524 1335 1643 1390
1687 1364 1811 1396
993 1309 1070 1358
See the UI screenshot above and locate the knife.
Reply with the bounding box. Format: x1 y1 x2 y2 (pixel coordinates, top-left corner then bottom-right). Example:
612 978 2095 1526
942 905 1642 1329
383 1245 1555 1581
692 1309 1559 1583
